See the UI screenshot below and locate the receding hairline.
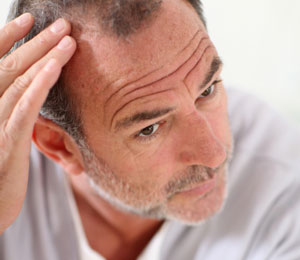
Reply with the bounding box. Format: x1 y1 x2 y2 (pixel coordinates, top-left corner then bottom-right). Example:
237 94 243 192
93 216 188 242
62 0 205 40
7 0 206 142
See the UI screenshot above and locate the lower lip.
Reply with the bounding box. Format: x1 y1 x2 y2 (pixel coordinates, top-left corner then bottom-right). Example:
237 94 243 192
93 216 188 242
180 176 216 197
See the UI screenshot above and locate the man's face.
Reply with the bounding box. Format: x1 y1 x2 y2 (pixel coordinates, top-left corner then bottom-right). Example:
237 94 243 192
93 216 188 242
67 0 232 224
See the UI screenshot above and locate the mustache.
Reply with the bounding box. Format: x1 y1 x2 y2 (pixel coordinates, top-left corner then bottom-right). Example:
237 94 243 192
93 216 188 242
165 157 229 197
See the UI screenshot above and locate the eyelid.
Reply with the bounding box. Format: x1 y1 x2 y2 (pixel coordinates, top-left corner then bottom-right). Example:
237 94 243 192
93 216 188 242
138 122 160 137
200 79 221 93
133 120 166 143
205 79 222 89
213 79 222 84
125 108 176 133
197 79 222 102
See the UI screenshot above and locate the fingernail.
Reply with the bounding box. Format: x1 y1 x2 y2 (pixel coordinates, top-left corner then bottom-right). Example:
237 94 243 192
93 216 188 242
57 36 72 50
50 19 66 34
44 59 58 72
15 13 32 27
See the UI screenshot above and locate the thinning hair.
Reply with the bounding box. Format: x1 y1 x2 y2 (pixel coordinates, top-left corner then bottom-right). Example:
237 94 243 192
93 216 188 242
7 0 205 142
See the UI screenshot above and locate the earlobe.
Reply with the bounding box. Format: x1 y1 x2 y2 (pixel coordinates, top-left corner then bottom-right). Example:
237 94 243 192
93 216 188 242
32 116 84 175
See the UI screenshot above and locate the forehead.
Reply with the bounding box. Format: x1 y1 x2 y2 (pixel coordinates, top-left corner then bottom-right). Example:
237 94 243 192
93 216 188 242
66 0 206 100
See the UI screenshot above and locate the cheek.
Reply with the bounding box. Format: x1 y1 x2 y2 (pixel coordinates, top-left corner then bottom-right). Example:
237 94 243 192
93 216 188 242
131 145 176 188
99 136 174 189
123 135 184 189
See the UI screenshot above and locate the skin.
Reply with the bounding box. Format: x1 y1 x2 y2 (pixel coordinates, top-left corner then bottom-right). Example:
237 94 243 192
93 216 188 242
0 14 76 233
33 1 232 259
69 0 232 220
0 0 232 259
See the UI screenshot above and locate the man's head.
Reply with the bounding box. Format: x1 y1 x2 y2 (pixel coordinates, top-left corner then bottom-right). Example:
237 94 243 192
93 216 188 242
10 0 232 224
8 0 205 141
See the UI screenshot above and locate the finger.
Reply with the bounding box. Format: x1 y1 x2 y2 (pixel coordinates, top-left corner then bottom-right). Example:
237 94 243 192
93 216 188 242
0 36 76 122
5 59 62 139
21 35 77 90
0 18 71 94
0 13 34 58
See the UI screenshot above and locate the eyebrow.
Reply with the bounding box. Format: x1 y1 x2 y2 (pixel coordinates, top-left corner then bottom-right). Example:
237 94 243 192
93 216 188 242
199 56 223 91
114 56 223 132
115 107 175 131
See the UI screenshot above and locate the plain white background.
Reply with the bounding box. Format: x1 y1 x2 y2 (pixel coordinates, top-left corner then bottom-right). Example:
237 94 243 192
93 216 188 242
1 1 300 121
202 0 300 121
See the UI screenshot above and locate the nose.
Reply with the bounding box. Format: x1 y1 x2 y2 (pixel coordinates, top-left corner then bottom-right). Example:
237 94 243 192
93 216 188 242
177 112 227 169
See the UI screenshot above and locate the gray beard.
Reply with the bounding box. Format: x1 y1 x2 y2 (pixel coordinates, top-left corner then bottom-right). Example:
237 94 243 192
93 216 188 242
79 139 233 224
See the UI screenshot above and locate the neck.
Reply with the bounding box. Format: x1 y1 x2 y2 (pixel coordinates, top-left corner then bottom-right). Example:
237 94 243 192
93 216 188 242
68 173 163 259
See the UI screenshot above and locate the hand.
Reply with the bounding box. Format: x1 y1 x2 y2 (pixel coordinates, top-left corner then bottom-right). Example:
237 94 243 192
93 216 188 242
0 13 76 234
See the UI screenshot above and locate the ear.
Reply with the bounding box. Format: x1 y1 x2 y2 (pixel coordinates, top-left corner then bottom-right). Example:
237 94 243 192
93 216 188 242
32 116 84 175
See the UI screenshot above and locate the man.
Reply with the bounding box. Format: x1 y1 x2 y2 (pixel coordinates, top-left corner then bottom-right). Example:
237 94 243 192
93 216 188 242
0 0 300 259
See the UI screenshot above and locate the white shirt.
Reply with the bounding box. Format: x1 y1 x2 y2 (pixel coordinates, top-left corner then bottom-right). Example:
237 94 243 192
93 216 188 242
64 174 169 260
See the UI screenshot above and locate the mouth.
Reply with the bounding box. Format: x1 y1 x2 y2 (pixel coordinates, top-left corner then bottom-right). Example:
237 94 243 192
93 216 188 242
180 175 216 197
175 167 219 198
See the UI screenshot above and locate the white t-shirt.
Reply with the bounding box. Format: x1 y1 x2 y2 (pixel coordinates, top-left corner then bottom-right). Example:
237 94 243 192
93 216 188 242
64 174 169 260
1 89 300 260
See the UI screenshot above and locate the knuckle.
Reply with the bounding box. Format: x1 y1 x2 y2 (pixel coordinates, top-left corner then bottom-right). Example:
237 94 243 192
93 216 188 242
0 55 18 73
17 95 34 113
13 75 31 93
0 122 13 150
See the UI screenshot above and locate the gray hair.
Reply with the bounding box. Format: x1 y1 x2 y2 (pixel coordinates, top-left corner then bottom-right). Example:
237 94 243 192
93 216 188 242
7 0 205 142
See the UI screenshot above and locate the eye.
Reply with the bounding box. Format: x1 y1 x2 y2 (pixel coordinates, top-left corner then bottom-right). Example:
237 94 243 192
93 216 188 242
200 85 214 97
199 80 222 98
138 123 160 137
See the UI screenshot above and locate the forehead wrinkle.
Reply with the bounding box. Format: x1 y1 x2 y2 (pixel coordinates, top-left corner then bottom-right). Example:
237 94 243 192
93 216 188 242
119 37 211 111
111 88 175 129
103 29 202 108
185 45 212 80
109 37 211 127
108 37 213 132
122 37 209 100
105 33 210 128
182 45 212 96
